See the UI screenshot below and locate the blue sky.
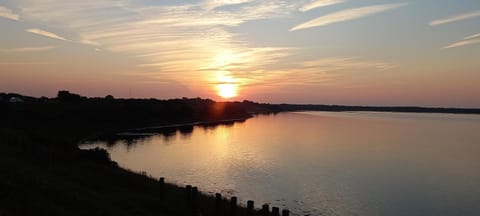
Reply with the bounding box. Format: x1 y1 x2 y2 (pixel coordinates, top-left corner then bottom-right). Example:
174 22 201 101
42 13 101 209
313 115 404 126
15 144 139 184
0 0 479 107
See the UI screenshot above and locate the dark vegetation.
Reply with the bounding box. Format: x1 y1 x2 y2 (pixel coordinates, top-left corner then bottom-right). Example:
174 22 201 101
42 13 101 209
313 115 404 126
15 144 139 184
0 91 280 216
1 91 478 216
278 104 480 114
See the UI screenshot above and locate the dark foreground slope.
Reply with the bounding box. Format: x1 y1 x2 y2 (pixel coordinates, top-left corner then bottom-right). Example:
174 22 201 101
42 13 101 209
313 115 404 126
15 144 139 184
0 137 265 216
0 92 280 216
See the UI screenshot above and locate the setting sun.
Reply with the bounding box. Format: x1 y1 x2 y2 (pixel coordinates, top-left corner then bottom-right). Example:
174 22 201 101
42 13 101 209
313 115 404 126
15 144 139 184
217 83 238 99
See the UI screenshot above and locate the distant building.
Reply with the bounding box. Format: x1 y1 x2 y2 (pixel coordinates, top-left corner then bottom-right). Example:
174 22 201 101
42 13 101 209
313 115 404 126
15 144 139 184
9 97 24 103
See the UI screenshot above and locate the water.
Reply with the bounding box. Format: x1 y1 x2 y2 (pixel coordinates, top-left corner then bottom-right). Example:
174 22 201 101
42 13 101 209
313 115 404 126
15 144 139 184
80 111 480 215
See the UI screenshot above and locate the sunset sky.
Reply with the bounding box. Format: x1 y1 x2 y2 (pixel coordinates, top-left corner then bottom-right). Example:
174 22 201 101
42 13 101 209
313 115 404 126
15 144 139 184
1 0 479 107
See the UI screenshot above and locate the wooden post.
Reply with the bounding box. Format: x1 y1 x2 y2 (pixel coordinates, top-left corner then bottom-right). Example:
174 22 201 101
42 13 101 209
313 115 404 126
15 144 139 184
192 186 198 211
272 207 280 216
215 193 222 216
159 177 165 201
230 196 237 216
282 209 290 216
186 185 192 210
262 204 269 216
247 200 254 216
159 178 165 192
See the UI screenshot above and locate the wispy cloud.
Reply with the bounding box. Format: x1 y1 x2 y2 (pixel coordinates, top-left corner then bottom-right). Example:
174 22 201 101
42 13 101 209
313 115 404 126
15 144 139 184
26 28 68 41
430 10 480 26
243 57 396 88
464 33 480 40
301 57 397 71
14 0 401 93
445 39 480 49
7 0 404 94
80 39 100 46
0 46 55 52
299 0 344 12
203 0 255 10
18 0 296 87
239 57 397 88
0 62 53 65
0 6 19 20
444 37 480 49
291 3 406 31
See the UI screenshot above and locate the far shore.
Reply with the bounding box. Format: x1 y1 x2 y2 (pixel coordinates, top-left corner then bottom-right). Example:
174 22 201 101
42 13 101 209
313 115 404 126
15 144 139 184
117 117 251 136
115 108 480 138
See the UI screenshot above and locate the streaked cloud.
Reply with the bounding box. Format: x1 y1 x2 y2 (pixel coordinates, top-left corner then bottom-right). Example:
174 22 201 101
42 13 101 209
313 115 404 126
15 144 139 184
17 0 296 88
430 10 480 26
0 46 55 52
0 6 19 20
14 0 398 93
80 39 100 46
204 0 255 10
0 62 53 65
299 0 344 12
464 33 480 40
301 57 397 72
26 28 68 41
444 39 480 49
240 57 397 87
291 3 406 31
443 33 480 49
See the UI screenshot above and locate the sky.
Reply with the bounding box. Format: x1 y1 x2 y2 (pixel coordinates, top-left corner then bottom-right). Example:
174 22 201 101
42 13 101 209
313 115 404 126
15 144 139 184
0 0 479 107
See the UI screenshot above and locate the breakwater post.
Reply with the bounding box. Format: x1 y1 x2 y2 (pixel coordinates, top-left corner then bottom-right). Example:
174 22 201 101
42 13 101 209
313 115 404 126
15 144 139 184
192 186 199 212
262 204 270 215
182 185 293 216
186 185 192 212
159 177 165 186
230 196 237 216
247 200 254 216
272 207 280 216
158 177 165 201
215 193 222 216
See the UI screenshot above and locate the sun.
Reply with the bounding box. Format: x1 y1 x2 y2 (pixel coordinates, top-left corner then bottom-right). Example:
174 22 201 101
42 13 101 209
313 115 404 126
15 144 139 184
217 83 238 99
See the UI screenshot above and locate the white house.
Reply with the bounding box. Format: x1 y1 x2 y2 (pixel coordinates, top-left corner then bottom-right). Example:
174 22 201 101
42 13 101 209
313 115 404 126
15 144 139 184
9 97 24 103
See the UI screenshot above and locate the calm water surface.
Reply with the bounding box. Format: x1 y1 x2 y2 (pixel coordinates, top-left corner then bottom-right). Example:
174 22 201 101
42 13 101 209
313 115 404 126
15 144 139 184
81 112 480 215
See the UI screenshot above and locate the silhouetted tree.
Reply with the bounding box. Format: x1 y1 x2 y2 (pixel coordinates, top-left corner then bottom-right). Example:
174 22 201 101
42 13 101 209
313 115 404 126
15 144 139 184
57 90 84 103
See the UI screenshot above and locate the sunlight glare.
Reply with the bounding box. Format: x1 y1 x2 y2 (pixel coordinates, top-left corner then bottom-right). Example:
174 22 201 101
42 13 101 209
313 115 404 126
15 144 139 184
212 50 235 68
217 83 238 99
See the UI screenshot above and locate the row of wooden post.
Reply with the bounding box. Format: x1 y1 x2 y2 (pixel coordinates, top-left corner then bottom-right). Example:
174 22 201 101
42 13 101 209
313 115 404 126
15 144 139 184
159 177 291 216
213 193 290 216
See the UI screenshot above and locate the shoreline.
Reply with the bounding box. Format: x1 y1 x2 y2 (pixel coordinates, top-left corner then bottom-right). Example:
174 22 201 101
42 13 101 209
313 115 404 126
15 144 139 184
114 109 480 138
116 116 253 136
291 109 480 116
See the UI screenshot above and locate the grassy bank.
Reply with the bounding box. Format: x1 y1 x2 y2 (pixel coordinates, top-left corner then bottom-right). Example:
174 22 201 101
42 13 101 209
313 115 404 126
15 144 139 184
0 131 272 216
0 92 284 216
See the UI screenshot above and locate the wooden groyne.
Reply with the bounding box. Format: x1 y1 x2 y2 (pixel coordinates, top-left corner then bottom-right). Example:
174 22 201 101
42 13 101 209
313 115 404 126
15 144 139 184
158 177 292 216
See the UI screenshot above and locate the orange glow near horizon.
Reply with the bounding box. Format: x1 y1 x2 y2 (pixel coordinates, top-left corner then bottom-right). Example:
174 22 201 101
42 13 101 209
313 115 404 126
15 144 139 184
211 63 241 99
